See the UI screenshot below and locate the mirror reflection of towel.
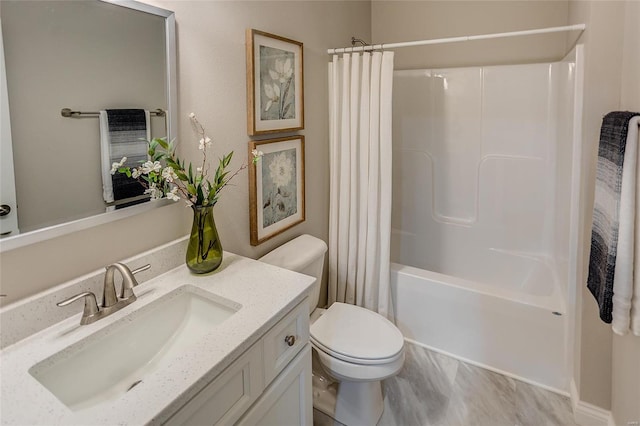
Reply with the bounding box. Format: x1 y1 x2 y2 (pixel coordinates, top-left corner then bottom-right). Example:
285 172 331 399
99 109 150 210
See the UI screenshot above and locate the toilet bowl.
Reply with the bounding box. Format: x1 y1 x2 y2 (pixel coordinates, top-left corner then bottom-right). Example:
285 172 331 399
259 235 405 426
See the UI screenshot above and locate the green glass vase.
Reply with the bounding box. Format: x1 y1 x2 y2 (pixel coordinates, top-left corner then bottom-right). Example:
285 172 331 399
186 204 223 274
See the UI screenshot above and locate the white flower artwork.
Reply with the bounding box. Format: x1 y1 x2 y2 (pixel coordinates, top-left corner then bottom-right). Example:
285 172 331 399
268 151 293 188
249 135 305 245
247 30 303 135
259 45 296 121
261 148 297 228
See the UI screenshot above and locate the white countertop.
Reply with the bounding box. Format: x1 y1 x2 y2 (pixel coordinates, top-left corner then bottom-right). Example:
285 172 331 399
0 252 315 425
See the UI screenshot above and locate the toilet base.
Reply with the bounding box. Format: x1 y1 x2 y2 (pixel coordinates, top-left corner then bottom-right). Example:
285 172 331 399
311 350 384 426
334 380 384 426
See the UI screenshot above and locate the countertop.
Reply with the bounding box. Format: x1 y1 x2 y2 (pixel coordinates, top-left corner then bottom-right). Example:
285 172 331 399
0 252 315 425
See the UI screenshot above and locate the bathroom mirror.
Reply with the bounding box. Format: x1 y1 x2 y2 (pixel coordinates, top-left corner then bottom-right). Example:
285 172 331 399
0 0 177 251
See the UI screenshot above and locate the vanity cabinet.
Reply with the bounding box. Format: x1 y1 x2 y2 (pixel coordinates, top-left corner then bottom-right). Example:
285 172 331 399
237 345 312 426
164 299 312 426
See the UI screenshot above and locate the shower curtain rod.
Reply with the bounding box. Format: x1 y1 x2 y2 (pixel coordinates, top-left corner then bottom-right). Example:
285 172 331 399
327 24 586 55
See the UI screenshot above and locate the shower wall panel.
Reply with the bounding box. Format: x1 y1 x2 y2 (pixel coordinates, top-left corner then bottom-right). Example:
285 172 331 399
392 62 572 278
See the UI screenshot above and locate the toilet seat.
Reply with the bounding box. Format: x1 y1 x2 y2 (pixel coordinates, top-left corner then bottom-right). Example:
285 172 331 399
312 341 406 382
310 302 404 365
310 336 404 365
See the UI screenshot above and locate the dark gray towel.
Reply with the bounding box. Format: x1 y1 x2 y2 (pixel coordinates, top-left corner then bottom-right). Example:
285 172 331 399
106 109 149 208
587 111 640 323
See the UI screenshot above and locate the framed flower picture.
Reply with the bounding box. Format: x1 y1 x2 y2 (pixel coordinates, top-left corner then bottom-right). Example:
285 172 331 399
246 29 304 135
249 136 305 245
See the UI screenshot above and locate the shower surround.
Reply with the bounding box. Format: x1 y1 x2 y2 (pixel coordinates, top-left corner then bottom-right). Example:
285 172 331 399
390 49 583 392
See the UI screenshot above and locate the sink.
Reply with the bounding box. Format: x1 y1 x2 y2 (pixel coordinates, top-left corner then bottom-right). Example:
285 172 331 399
29 285 240 411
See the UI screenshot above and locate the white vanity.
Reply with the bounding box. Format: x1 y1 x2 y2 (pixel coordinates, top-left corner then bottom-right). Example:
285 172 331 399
0 242 315 425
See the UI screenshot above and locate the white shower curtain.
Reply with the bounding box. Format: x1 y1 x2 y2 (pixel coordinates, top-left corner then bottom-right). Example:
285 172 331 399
328 51 395 319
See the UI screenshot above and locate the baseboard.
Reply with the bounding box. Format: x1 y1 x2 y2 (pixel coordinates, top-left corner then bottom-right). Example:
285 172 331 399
570 379 613 426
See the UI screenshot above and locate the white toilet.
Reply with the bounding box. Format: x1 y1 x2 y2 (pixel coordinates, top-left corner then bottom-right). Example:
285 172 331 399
259 234 405 426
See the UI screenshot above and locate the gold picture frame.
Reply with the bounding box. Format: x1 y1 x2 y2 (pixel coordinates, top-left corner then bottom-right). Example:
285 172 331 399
249 136 305 245
246 29 304 135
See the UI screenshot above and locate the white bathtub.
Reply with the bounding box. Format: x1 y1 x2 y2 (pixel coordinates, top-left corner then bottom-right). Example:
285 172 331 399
390 256 568 393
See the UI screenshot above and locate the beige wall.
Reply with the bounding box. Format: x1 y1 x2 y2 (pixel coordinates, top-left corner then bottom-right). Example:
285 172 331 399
569 0 627 411
2 1 167 233
611 1 640 424
0 1 371 309
570 0 640 418
372 0 569 69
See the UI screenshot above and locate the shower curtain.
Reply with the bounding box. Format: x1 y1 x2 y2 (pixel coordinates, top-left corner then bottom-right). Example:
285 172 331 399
328 51 395 319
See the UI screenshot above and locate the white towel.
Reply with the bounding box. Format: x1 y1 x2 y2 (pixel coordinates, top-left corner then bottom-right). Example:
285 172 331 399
612 116 640 335
99 109 150 206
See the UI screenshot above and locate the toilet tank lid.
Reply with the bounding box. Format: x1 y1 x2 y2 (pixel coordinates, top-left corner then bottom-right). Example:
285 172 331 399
258 234 328 272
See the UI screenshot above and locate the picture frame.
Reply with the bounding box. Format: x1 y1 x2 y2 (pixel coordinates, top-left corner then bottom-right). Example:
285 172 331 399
249 136 305 245
246 29 304 135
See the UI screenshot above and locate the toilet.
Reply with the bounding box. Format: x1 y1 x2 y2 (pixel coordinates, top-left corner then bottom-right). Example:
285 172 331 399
259 234 405 426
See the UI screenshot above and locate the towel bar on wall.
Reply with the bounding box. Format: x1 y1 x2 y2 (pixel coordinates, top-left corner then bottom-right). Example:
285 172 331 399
60 108 166 117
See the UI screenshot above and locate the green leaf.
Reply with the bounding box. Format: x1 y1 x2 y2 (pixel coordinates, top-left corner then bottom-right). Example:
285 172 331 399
196 184 205 204
188 163 193 183
166 158 181 170
175 170 188 181
155 137 169 150
187 184 196 195
218 171 229 185
223 151 233 168
148 148 155 157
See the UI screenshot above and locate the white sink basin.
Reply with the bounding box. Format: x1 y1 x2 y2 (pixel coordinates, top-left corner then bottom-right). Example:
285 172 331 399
29 285 240 411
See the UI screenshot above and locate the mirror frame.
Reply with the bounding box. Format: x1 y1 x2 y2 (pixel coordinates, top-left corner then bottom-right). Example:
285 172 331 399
0 0 177 252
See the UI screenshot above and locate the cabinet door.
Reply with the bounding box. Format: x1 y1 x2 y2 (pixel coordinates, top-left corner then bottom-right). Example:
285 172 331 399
237 344 312 426
164 342 264 426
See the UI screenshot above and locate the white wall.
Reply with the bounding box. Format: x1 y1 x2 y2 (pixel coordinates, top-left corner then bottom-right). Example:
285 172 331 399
0 1 371 308
2 1 167 233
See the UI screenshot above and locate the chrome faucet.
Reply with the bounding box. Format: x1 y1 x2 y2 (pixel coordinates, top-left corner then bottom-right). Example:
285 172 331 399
57 263 150 325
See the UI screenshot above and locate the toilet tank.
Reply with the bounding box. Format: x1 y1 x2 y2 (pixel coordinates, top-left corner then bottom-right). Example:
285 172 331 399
258 234 328 314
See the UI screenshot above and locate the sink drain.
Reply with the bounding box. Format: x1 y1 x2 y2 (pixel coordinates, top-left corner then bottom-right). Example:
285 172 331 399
127 380 142 392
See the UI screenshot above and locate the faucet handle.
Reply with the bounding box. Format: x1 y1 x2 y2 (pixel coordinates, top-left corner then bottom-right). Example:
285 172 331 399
119 263 151 299
131 264 151 275
57 292 100 325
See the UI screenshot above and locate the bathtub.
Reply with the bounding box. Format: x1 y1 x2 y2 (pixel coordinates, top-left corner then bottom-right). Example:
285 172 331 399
390 252 568 393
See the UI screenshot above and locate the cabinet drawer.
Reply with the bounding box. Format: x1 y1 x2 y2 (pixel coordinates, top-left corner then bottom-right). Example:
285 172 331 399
263 299 309 385
164 342 263 426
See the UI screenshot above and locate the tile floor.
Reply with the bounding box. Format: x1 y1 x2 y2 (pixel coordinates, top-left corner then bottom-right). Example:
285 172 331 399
313 342 578 426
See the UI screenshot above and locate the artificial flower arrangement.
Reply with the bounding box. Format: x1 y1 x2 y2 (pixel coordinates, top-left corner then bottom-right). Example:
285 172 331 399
111 113 260 207
111 113 262 273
